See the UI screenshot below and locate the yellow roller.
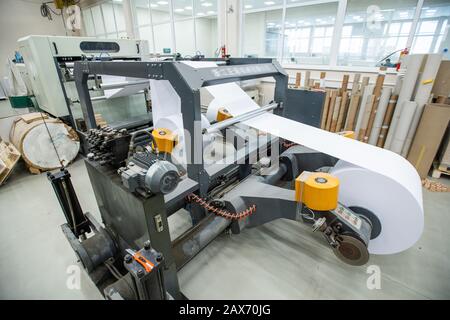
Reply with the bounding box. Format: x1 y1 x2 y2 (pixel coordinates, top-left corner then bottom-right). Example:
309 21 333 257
152 128 177 154
295 171 339 211
216 108 233 122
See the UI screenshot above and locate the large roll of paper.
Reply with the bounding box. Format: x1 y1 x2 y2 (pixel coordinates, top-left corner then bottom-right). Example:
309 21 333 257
330 161 424 254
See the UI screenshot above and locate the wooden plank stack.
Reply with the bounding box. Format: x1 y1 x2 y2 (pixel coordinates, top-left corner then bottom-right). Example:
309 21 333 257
291 69 401 147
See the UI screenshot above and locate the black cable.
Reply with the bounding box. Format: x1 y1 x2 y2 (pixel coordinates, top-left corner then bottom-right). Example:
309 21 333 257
40 1 62 21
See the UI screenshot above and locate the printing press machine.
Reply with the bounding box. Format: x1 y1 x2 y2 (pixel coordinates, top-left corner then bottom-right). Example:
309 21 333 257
48 58 379 300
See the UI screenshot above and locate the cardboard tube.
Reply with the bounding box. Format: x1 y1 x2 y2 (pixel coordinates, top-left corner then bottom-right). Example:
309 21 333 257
402 54 442 157
305 71 311 89
369 87 393 145
295 72 301 88
344 94 361 131
321 90 331 129
352 74 361 95
390 101 418 154
320 72 326 88
358 95 376 141
360 77 370 94
365 69 387 142
355 85 374 134
336 92 349 132
326 91 337 131
341 74 350 95
377 95 399 148
385 54 425 149
330 96 342 132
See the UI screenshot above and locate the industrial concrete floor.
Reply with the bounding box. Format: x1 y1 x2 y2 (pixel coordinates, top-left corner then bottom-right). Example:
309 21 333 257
1 158 449 300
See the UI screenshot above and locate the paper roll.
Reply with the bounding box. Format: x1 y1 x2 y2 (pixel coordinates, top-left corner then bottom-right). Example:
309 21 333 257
206 83 260 122
390 101 418 154
368 87 392 145
244 113 423 254
357 95 376 141
354 85 374 134
330 161 424 254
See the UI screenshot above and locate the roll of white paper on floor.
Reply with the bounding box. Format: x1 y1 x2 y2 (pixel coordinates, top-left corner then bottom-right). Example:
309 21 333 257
368 87 392 145
401 54 442 157
389 101 418 154
204 86 423 255
385 54 425 149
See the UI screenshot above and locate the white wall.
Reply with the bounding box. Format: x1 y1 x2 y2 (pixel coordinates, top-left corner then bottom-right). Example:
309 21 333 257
0 0 68 78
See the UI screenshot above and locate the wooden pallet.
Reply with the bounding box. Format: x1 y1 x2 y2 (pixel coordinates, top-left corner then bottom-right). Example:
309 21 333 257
431 163 450 179
0 139 21 185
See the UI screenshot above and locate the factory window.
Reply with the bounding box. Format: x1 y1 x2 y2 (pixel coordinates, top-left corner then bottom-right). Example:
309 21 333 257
282 2 338 65
81 1 127 39
242 0 284 59
193 0 219 57
411 0 450 54
173 0 196 57
337 0 418 67
132 0 219 56
242 0 339 63
241 0 447 68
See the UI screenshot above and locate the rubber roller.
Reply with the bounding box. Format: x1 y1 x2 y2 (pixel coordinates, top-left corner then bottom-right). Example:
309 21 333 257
295 171 339 211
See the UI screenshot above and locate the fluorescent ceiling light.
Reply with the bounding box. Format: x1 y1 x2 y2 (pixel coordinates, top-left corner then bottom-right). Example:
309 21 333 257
185 6 192 10
150 3 158 7
174 8 184 12
207 11 215 14
157 1 168 5
245 5 253 9
201 2 213 7
197 12 205 16
264 1 276 5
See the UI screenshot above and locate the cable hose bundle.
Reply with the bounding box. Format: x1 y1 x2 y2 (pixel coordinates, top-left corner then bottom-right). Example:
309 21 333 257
186 194 256 221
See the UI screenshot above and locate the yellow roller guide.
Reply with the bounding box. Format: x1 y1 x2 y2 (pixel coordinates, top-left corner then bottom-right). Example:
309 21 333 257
216 108 233 122
152 128 177 154
295 171 339 211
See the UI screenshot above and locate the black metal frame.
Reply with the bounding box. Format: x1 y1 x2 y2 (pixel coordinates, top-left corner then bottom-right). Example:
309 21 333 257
74 58 289 210
68 58 372 300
